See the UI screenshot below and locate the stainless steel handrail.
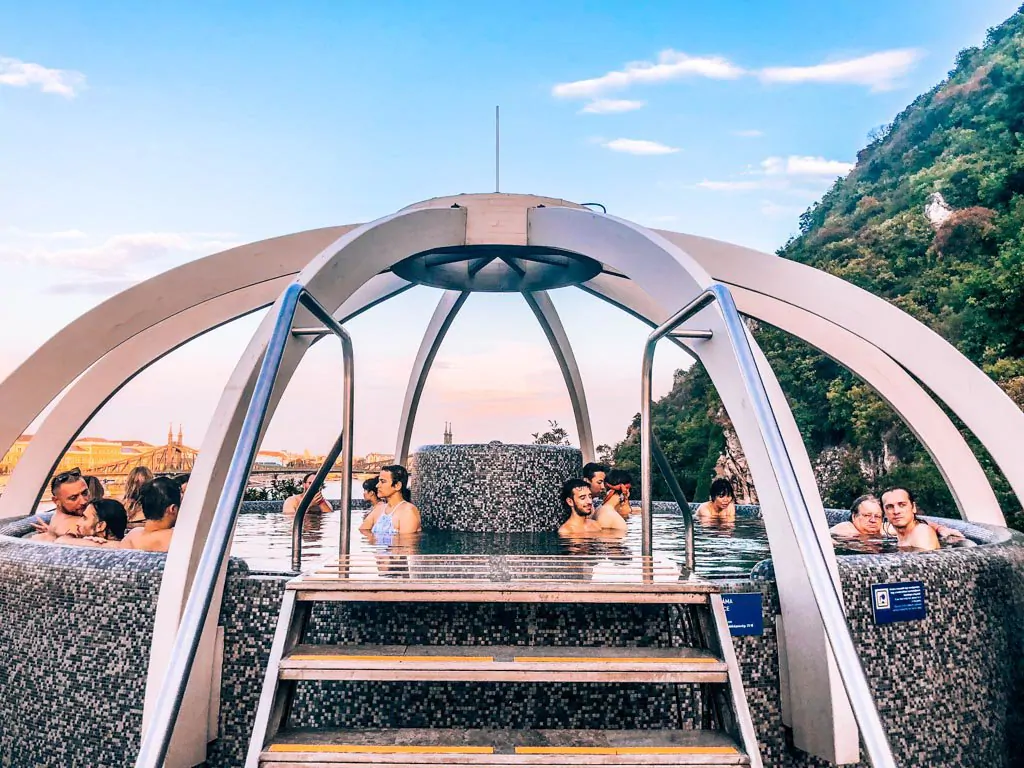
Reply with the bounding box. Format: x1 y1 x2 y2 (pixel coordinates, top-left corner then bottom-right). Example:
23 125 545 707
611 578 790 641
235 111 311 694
136 282 354 768
650 434 693 572
639 282 895 768
289 300 355 572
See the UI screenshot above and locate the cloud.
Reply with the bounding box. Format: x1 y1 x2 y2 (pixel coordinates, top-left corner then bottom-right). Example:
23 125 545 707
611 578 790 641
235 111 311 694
580 98 646 114
603 138 680 155
553 49 744 99
759 49 922 92
761 155 854 177
0 231 242 275
0 56 86 98
2 227 88 240
554 48 920 105
731 129 763 138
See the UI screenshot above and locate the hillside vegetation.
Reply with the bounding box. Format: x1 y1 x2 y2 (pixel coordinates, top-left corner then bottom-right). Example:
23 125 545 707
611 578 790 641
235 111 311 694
614 6 1024 526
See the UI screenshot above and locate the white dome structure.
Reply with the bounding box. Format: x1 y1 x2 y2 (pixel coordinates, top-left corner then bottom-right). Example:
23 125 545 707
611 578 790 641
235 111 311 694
1 192 1021 767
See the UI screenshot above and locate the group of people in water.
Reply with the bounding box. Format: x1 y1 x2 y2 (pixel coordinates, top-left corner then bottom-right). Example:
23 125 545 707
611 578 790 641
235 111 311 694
29 465 186 551
29 457 961 555
556 463 738 537
283 464 424 541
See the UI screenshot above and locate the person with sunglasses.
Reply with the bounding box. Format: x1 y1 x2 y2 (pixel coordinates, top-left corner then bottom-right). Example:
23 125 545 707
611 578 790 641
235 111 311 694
31 467 92 539
590 468 631 531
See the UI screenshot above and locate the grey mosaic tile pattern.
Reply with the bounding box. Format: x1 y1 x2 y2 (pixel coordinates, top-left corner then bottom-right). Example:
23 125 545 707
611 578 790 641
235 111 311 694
412 443 582 531
0 534 166 767
0 505 1023 767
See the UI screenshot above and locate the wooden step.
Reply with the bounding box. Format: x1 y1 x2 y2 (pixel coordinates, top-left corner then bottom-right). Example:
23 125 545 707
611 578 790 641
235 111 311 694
260 728 749 765
279 644 728 683
292 555 715 604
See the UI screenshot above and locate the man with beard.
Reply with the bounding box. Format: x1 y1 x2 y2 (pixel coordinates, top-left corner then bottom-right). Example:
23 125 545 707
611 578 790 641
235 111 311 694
557 478 601 536
31 467 91 540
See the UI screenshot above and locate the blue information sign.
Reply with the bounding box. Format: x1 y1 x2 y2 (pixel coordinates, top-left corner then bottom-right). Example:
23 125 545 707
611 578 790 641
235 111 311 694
722 593 763 636
871 581 927 625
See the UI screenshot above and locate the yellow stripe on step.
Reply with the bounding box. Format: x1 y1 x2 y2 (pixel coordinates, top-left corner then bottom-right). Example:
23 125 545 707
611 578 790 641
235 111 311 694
515 746 738 755
289 655 495 662
268 744 494 754
513 656 716 664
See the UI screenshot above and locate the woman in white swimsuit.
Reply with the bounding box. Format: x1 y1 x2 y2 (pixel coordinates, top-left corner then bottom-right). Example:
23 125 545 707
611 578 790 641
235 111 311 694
359 464 421 538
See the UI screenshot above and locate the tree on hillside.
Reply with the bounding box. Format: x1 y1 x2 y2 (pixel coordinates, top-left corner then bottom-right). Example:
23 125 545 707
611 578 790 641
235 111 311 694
615 7 1024 527
532 420 571 446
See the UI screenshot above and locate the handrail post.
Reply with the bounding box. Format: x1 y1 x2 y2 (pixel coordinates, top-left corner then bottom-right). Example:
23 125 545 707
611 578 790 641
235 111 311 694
135 282 305 768
640 290 716 559
297 292 355 560
640 281 896 768
650 435 694 573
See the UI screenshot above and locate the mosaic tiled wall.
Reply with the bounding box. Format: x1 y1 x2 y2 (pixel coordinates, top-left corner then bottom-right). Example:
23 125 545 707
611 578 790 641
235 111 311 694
411 443 582 531
1 507 1023 767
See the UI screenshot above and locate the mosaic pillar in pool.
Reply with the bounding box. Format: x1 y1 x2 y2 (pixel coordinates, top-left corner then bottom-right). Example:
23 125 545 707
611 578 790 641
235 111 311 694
411 443 582 531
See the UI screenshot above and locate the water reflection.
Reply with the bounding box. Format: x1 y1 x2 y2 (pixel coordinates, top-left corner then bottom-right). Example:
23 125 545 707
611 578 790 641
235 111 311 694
232 507 773 578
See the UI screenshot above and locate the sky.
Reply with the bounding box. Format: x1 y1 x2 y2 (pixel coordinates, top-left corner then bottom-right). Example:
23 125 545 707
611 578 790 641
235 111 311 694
0 0 1020 458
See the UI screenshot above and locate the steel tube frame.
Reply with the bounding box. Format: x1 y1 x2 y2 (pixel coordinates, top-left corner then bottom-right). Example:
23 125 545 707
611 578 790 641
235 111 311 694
639 282 895 768
650 434 693 572
135 283 351 768
290 323 354 572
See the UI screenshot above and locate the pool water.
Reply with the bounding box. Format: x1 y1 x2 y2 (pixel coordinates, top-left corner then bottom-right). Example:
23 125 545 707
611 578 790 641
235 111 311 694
231 506 772 578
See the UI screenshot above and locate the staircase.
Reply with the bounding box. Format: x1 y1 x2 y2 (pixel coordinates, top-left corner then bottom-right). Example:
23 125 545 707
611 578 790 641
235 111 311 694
245 554 763 767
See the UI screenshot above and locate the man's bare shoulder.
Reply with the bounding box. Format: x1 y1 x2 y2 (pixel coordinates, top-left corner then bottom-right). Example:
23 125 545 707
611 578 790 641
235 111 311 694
595 505 628 530
830 521 859 537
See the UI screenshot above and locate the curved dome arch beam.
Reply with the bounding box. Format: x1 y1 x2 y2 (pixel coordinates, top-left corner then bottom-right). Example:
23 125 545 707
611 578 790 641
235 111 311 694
731 286 1002 524
0 225 358 461
523 290 595 464
395 290 470 466
532 207 859 764
582 274 1003 526
146 206 467 766
660 229 1024 508
0 273 412 520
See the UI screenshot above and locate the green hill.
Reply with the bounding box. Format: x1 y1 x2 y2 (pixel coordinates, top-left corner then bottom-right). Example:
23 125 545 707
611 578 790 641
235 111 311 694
613 5 1024 526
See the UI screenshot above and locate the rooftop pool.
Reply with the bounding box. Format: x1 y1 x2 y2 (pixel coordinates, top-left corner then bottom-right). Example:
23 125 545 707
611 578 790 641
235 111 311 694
230 504 918 577
232 505 774 577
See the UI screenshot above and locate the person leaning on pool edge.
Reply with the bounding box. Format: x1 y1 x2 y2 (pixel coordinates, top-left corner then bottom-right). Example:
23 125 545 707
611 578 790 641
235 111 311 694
830 494 884 538
283 472 332 517
119 476 180 552
880 487 939 551
31 467 92 539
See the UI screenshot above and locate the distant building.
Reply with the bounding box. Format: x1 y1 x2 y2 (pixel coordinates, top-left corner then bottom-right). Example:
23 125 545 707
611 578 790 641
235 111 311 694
444 422 453 445
256 450 290 466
